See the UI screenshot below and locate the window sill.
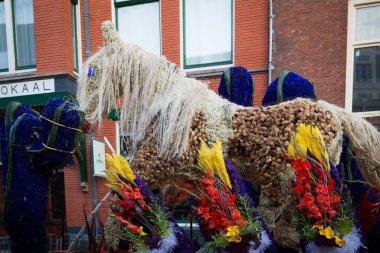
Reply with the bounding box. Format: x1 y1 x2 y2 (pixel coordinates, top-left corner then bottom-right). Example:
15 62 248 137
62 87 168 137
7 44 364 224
186 67 268 79
352 111 380 118
0 69 37 80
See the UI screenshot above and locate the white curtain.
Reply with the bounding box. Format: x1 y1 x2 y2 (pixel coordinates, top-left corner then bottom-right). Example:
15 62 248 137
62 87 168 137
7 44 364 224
356 5 380 42
118 2 161 56
14 0 35 67
185 0 232 66
0 1 8 69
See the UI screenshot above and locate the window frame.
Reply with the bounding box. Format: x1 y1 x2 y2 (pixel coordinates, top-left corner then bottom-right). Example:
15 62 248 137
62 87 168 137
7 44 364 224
0 0 36 74
346 0 380 117
11 0 36 70
0 0 8 72
71 0 81 73
114 0 162 56
182 0 234 70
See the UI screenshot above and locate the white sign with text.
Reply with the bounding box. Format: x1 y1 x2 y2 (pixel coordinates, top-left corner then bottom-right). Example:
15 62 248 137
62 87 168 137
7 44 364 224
92 139 106 177
0 79 55 98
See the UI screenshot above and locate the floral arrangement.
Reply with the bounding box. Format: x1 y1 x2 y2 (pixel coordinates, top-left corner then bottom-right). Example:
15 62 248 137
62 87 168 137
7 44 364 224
105 153 194 253
183 140 274 253
287 124 363 253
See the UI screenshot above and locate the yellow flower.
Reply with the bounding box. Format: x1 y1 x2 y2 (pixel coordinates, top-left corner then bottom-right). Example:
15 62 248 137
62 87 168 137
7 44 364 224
288 124 330 170
226 226 241 243
228 235 242 243
319 226 335 239
314 226 346 247
139 226 147 237
226 225 240 237
197 139 232 188
106 153 136 192
198 140 214 175
334 236 346 247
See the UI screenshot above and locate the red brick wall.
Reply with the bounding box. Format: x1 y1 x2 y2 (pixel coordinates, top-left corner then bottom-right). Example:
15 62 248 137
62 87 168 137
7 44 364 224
272 0 347 107
161 0 180 66
34 0 73 74
88 0 112 53
64 119 117 228
236 0 268 105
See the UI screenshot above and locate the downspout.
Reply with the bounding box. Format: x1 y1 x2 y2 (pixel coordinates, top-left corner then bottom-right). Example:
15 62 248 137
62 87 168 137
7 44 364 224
84 0 91 58
89 134 100 237
268 0 273 85
84 0 96 234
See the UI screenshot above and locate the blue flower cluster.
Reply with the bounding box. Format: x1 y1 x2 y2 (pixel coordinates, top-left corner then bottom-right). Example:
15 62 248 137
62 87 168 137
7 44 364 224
219 66 254 107
262 71 317 106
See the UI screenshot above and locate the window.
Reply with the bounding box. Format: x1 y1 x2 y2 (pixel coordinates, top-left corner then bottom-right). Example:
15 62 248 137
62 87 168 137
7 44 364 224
115 0 161 56
72 0 79 72
183 0 233 69
116 122 133 160
0 0 8 71
346 1 380 115
12 0 36 69
0 0 36 73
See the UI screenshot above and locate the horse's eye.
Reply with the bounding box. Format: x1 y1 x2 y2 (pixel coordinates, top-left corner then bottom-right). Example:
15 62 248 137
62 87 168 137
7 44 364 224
88 67 95 77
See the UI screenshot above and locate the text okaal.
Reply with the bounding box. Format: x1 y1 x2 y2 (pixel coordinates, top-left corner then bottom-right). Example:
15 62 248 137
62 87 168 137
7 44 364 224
0 79 55 98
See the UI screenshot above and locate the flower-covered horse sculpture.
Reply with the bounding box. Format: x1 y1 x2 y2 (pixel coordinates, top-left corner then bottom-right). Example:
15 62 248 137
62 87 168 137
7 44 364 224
0 98 84 253
77 21 380 249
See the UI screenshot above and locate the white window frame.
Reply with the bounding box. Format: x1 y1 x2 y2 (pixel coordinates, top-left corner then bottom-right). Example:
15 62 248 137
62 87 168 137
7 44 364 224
345 0 380 117
72 0 83 75
116 121 133 161
180 0 235 71
0 0 36 75
114 0 162 56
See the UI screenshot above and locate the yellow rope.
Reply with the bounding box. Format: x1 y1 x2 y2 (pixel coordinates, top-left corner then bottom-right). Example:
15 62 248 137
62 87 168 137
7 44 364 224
40 115 83 132
42 143 77 154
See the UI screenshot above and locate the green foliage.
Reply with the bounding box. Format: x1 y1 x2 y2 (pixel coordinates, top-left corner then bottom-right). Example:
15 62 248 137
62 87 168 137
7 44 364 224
296 212 317 242
203 235 229 253
336 216 354 236
147 199 171 237
121 227 147 253
302 224 318 242
237 195 254 222
237 195 262 235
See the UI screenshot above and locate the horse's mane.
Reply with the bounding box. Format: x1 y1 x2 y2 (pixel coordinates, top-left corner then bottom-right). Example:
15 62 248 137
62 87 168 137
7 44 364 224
77 22 217 161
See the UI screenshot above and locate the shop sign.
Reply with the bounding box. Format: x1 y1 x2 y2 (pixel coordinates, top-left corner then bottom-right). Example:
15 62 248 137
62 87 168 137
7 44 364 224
92 139 106 177
0 79 55 98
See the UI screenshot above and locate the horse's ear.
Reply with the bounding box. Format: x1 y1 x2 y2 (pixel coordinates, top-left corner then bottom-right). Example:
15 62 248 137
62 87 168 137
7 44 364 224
102 20 121 46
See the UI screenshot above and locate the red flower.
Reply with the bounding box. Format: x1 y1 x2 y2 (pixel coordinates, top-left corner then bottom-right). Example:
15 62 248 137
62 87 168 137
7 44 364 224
357 192 377 236
127 224 141 234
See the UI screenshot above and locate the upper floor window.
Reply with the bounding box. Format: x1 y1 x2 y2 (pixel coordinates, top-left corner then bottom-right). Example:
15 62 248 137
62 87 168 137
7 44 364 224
347 1 380 115
0 0 8 71
0 0 36 73
71 0 80 73
13 0 35 69
183 0 233 69
115 0 161 56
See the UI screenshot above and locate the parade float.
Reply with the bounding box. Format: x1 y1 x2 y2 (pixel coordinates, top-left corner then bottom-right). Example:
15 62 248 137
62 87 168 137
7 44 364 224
2 18 379 252
75 21 380 251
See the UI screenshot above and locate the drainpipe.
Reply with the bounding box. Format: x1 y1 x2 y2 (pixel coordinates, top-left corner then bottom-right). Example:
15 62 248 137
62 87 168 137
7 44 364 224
268 0 273 85
89 133 100 237
84 0 91 58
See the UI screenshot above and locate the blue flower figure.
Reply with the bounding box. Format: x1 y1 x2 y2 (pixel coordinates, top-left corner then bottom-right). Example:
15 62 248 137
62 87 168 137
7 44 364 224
219 66 254 107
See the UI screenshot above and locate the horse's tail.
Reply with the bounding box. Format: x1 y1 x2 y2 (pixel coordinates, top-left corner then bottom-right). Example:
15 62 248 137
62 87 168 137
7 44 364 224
318 100 380 185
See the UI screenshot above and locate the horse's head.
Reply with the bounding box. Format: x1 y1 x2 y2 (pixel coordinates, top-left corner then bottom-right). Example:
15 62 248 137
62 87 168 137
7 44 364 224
77 21 125 123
